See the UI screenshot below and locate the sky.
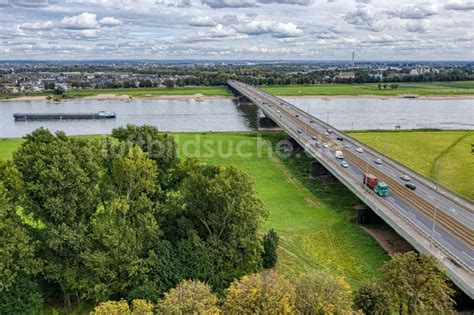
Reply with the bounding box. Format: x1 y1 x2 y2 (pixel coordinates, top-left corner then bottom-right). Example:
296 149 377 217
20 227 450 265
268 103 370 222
0 0 473 60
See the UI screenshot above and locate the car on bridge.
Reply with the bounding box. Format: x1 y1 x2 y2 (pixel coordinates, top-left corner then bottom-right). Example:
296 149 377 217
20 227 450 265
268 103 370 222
405 182 417 190
335 151 344 159
374 158 383 165
356 147 364 153
401 175 411 181
341 161 349 168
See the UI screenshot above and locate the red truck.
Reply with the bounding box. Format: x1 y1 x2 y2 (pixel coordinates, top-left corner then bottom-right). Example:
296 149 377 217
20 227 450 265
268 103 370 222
363 173 389 197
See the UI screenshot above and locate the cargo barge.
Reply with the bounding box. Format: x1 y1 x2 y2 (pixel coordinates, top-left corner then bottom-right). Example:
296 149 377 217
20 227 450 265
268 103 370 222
13 111 116 121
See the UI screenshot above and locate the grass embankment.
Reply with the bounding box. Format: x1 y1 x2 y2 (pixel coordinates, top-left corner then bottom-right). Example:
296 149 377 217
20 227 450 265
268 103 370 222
262 81 474 96
66 86 232 98
174 132 389 287
349 130 474 200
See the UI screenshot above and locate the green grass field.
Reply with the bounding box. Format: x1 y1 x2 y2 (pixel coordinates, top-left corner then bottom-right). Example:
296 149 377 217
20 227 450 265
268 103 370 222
349 130 474 200
67 86 232 98
174 132 389 286
262 81 474 96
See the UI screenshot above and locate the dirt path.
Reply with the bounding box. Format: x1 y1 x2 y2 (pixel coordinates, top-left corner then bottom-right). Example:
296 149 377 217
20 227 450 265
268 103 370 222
362 225 414 256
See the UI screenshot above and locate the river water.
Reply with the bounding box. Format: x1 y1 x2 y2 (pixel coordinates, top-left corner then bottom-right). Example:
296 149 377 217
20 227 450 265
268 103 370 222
0 97 472 138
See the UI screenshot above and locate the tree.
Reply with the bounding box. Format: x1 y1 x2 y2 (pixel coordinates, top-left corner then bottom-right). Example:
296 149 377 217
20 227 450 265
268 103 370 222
0 182 43 314
131 299 154 315
293 271 352 315
163 79 175 88
54 86 65 95
111 125 178 190
81 146 163 302
158 280 221 314
262 229 279 268
379 252 455 314
43 81 55 91
91 299 130 315
166 163 267 291
353 283 390 315
378 83 382 90
12 128 103 308
224 270 295 314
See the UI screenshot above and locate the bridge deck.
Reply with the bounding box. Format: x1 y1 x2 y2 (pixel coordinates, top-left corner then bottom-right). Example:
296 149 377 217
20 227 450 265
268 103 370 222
228 80 474 298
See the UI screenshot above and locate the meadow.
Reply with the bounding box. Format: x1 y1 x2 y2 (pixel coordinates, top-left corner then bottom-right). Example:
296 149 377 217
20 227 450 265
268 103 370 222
66 86 232 98
261 81 474 96
349 130 474 200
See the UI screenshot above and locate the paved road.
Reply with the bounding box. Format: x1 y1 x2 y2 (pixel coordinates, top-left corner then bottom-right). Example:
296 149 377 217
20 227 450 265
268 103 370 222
228 80 474 297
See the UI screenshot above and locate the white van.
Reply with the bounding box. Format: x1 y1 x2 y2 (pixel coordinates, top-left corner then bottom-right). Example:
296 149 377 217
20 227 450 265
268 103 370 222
335 151 344 159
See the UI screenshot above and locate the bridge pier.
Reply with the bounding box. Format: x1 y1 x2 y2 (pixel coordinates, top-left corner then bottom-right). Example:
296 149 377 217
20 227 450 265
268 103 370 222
258 116 282 131
309 161 331 179
354 206 383 224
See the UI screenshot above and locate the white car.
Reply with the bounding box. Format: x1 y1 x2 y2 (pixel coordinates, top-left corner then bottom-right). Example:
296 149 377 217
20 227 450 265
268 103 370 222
374 159 383 165
335 151 344 159
323 143 329 148
356 148 364 153
400 175 411 181
324 132 329 136
341 161 349 168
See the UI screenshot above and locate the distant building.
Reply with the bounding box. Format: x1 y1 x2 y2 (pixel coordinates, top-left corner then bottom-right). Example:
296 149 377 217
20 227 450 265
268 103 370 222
409 66 440 76
369 73 384 80
335 71 355 80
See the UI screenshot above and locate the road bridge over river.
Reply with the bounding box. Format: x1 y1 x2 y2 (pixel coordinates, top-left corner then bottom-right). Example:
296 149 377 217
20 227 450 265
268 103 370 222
228 80 474 298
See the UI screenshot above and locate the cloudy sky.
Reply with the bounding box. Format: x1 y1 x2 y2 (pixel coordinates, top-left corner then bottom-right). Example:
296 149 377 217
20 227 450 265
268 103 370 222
0 0 473 60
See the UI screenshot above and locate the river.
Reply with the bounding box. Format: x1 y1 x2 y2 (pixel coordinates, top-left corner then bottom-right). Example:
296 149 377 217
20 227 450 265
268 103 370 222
0 97 472 138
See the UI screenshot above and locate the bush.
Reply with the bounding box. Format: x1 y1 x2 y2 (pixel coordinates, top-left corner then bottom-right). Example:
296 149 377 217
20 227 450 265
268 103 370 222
262 229 279 268
224 270 295 314
353 283 389 315
158 279 221 314
293 271 352 314
91 299 130 315
131 299 154 315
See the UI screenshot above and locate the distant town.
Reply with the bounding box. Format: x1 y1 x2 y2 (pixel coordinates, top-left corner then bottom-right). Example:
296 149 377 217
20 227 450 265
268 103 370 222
0 60 472 94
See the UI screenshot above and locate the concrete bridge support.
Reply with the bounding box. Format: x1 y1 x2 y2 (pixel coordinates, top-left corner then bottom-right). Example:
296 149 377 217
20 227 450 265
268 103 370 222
309 161 331 178
258 116 282 131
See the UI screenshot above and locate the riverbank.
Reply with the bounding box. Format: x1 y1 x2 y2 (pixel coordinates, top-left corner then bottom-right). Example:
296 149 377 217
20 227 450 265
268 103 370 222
2 93 473 103
1 81 473 101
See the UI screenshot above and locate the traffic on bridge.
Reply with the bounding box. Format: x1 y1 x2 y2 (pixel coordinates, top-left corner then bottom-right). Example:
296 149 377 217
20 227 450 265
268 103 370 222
228 80 474 298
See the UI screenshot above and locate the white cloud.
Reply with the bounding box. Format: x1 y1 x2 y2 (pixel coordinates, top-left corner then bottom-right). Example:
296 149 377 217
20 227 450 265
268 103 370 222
19 21 55 30
99 17 123 27
444 0 474 10
345 6 385 32
202 0 257 8
406 20 430 33
189 16 218 26
385 4 438 19
237 21 303 37
60 12 100 30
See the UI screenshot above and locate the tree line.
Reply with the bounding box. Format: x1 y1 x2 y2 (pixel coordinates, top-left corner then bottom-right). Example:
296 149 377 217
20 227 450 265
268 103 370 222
92 252 455 314
0 125 274 312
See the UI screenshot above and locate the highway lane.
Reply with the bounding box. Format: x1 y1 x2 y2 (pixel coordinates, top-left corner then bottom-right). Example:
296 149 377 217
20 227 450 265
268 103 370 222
229 80 474 273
